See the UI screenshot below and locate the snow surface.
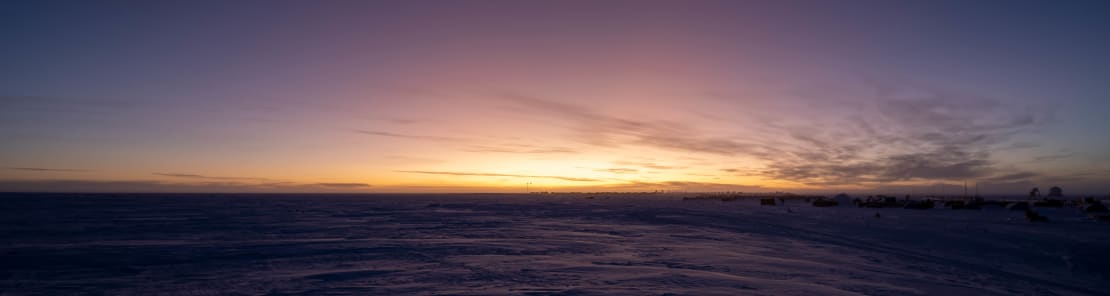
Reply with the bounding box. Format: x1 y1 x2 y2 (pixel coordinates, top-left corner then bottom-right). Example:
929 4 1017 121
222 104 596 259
1 193 1108 295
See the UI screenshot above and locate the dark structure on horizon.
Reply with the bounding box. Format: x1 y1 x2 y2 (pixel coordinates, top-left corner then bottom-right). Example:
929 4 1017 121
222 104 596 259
1048 186 1063 198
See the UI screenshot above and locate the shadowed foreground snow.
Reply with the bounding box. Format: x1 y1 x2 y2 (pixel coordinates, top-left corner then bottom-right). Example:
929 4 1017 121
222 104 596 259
1 193 1108 295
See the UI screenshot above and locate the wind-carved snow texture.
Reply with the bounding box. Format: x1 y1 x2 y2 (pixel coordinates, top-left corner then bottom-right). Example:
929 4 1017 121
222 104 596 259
1 193 1108 295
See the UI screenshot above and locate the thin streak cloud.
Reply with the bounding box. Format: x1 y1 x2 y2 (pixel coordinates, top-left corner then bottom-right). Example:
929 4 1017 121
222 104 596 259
8 167 89 172
461 144 578 154
153 173 270 181
354 130 463 142
396 170 601 182
315 182 371 188
502 94 761 156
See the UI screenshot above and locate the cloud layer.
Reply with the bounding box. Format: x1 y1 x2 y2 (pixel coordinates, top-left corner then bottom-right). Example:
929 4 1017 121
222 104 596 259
397 170 601 182
499 79 1054 189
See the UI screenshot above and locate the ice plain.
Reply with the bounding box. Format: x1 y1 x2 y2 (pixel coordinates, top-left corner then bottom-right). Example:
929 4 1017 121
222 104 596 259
1 193 1108 295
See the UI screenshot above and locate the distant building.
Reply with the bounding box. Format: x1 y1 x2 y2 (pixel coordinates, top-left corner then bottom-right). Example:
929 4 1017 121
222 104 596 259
1048 186 1063 197
833 193 853 207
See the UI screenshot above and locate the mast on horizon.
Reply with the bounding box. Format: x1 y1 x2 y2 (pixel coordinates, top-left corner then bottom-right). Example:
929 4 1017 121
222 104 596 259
964 180 968 199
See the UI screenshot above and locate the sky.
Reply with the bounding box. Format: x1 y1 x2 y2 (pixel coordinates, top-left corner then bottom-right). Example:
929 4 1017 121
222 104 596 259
2 0 1110 194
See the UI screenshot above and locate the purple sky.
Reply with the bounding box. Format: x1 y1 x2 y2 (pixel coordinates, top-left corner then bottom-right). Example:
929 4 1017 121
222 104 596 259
2 0 1110 194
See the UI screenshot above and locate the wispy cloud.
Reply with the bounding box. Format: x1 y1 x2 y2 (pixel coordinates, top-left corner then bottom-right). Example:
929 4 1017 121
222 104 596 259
461 143 578 154
499 77 1051 188
155 174 374 190
1032 152 1075 163
760 146 998 186
0 179 373 193
8 167 89 172
985 172 1038 182
358 128 576 155
364 116 422 125
396 170 600 182
0 95 137 114
315 182 371 188
584 180 764 192
384 155 446 164
153 173 269 181
613 160 683 170
753 79 1051 186
502 94 761 156
597 168 638 174
354 130 463 142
